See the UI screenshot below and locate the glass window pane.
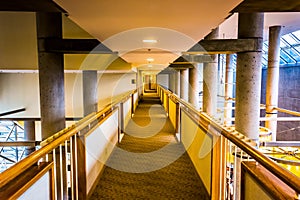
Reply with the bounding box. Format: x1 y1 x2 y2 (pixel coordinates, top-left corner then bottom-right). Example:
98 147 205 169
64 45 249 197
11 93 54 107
292 30 300 41
282 34 298 45
295 46 300 54
280 58 286 65
285 48 300 62
262 56 268 67
263 42 268 52
280 39 288 48
280 49 296 64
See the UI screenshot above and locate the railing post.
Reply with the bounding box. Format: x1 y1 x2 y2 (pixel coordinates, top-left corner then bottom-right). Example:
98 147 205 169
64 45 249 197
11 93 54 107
131 94 134 116
175 102 181 142
70 135 78 200
120 102 124 133
211 134 222 200
77 134 87 200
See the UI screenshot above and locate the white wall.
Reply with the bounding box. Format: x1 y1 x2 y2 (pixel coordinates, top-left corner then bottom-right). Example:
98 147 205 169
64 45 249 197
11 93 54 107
65 73 84 117
97 73 136 110
0 72 136 118
86 109 119 193
19 172 51 200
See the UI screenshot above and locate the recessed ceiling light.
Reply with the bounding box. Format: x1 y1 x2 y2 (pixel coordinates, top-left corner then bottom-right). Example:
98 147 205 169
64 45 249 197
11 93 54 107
147 58 154 62
143 39 157 43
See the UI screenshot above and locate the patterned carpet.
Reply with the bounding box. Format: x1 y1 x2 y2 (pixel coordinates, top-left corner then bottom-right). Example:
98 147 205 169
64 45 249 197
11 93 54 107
89 93 209 200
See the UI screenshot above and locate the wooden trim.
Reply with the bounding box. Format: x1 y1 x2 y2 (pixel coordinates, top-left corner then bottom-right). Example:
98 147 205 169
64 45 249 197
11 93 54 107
49 162 55 200
241 161 297 200
175 102 180 134
0 162 53 200
70 135 78 200
77 135 87 200
211 136 221 200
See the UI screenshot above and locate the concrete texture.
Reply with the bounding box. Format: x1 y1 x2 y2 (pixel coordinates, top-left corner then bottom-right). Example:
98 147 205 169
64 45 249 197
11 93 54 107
235 13 264 141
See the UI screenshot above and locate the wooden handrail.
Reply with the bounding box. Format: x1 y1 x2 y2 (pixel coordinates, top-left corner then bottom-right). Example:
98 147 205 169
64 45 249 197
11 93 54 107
158 85 300 195
0 90 136 188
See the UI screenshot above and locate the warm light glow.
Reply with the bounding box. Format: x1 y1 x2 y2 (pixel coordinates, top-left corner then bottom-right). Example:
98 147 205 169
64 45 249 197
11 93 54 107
143 39 157 43
148 64 153 67
147 58 154 62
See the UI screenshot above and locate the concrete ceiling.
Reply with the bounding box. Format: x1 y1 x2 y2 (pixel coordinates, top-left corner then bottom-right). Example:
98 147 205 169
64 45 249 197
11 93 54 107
54 0 243 71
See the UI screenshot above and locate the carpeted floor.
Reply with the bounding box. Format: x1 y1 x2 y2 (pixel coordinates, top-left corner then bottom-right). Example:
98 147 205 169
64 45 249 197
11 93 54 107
89 93 209 199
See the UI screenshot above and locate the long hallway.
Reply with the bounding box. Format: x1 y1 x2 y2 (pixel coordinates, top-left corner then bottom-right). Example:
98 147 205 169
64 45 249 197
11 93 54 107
90 93 209 199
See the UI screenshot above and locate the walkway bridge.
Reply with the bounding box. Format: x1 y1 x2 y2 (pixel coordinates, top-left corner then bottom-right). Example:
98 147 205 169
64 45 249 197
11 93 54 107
0 86 299 200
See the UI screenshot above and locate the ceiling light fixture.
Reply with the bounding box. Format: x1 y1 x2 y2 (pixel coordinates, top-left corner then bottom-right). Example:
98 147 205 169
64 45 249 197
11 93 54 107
143 39 157 43
147 58 154 62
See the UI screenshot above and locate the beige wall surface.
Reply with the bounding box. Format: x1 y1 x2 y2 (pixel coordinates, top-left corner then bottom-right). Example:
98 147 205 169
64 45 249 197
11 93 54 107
181 111 212 194
0 72 136 118
0 12 38 69
0 73 40 117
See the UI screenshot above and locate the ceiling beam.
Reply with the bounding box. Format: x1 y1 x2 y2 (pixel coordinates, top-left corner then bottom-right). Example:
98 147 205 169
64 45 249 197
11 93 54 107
39 39 114 54
186 38 262 54
231 0 300 12
182 55 213 63
168 64 194 69
0 0 67 13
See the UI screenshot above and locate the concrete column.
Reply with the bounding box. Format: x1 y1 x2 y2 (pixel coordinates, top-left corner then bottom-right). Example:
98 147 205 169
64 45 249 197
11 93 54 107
203 28 219 116
266 26 282 141
168 72 176 92
24 120 35 155
180 69 189 101
235 13 264 142
174 70 180 96
36 12 65 139
36 12 67 200
83 70 98 116
224 54 235 125
189 64 200 108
